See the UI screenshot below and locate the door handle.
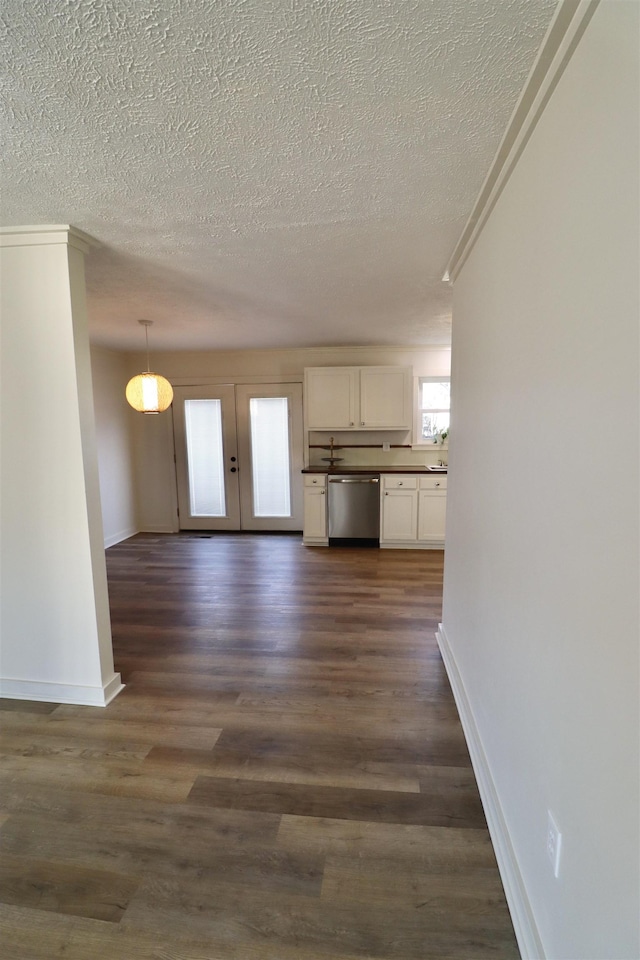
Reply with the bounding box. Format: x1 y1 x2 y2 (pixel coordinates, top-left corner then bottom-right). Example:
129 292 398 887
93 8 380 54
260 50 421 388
328 477 379 484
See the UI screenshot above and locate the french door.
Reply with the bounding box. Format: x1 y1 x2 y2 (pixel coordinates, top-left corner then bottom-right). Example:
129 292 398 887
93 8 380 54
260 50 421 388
173 383 303 531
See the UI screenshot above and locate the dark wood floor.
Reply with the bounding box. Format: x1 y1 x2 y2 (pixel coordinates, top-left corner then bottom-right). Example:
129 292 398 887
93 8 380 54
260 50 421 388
0 533 519 959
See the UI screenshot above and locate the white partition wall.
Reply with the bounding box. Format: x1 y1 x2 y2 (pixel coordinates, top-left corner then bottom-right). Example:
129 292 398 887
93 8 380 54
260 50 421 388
0 226 123 706
90 345 138 548
439 4 639 959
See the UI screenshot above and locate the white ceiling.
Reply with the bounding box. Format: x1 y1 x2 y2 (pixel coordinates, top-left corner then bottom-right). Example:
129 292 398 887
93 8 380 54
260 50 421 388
1 0 558 352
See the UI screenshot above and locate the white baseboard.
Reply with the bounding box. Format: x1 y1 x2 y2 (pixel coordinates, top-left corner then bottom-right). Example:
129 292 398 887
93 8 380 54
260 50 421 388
104 526 139 548
0 672 125 707
436 624 545 960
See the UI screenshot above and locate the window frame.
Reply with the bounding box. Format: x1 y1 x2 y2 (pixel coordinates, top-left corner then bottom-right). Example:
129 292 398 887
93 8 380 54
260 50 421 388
413 376 451 447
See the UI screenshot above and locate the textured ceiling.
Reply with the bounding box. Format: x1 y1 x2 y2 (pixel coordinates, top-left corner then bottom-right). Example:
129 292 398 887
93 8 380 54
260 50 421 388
1 0 558 351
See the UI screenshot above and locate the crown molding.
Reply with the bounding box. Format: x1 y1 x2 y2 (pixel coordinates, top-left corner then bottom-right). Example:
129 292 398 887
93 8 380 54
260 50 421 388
0 224 100 254
445 0 600 283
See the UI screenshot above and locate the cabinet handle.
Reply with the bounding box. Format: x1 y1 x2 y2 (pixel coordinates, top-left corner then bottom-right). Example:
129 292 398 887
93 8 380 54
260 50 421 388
349 421 354 426
385 492 388 496
361 421 365 426
435 482 440 487
398 481 403 486
321 490 325 495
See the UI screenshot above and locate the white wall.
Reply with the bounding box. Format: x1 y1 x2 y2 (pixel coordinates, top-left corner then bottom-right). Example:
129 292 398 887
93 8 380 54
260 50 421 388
133 344 451 381
441 4 639 958
91 345 138 547
0 228 122 706
127 344 450 531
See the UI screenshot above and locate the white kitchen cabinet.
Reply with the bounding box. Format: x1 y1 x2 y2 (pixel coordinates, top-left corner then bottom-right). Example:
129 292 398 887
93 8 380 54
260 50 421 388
359 367 413 428
305 367 357 429
417 475 447 542
380 474 446 549
304 366 412 430
303 475 328 545
380 476 418 543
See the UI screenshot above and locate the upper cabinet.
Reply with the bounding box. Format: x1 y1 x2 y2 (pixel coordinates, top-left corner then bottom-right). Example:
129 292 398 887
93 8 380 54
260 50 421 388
304 366 413 431
305 367 357 429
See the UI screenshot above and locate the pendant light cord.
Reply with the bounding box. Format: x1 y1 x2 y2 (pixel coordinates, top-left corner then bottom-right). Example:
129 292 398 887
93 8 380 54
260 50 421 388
145 323 150 373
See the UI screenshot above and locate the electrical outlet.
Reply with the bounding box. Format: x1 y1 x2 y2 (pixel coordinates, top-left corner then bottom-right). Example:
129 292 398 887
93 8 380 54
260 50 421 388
547 811 562 878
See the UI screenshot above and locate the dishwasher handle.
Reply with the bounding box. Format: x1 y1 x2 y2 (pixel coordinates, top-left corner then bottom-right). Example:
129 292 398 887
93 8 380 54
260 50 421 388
328 476 379 483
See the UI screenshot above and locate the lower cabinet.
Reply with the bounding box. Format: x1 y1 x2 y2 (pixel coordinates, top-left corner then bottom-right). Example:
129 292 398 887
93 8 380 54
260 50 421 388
380 477 418 542
418 488 447 541
303 475 328 545
380 474 446 549
303 472 446 549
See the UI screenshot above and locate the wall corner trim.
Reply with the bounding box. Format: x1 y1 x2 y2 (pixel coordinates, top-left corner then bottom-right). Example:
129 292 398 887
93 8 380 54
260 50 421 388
437 624 546 960
445 0 600 282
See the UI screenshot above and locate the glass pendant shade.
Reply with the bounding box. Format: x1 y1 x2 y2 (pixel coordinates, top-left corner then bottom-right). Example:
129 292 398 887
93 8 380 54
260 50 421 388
126 372 173 414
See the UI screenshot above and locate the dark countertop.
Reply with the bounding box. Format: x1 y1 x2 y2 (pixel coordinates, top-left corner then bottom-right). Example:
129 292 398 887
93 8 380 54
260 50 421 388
302 465 447 475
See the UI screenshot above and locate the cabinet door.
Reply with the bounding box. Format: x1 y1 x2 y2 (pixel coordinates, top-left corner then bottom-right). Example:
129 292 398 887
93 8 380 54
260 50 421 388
359 367 412 429
303 487 327 539
305 368 357 429
381 489 418 541
418 490 447 541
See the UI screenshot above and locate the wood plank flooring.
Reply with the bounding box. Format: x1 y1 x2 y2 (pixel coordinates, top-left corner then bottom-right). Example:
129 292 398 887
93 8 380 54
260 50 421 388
0 533 519 959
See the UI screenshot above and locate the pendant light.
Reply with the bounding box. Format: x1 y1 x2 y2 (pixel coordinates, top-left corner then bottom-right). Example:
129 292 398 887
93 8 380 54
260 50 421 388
125 319 174 414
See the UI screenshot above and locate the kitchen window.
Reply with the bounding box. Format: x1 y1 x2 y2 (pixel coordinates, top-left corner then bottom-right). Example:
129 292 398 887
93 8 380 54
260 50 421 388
417 377 450 443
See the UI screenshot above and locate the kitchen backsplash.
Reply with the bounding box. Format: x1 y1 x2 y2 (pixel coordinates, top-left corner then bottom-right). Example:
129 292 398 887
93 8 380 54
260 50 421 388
308 431 448 468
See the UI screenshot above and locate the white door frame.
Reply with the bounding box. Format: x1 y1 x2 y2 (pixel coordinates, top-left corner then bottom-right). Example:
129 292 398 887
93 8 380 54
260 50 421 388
172 381 303 532
173 384 241 530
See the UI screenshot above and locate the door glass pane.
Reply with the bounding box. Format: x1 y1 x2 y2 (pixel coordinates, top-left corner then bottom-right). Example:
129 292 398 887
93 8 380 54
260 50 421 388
249 397 291 517
184 399 226 516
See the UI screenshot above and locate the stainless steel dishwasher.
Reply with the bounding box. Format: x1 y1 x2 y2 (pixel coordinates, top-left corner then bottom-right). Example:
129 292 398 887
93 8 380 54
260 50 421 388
328 475 380 545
